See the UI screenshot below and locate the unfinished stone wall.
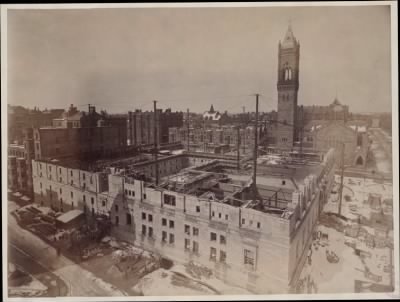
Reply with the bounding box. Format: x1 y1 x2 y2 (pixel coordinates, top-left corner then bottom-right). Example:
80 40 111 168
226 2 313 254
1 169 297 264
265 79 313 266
105 167 335 294
108 180 294 294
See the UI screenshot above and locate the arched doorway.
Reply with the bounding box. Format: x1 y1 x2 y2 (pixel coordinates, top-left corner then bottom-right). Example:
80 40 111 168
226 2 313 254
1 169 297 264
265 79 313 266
356 156 364 166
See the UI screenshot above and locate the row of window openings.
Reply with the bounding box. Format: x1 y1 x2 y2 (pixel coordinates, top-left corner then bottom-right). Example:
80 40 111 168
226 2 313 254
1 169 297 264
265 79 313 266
210 247 226 263
124 190 147 200
41 185 102 205
39 189 257 232
184 225 199 236
48 216 244 263
141 225 175 245
40 166 93 184
142 218 224 245
212 211 228 220
141 213 197 233
241 218 261 229
43 177 92 187
142 211 170 227
210 232 226 244
140 214 203 237
141 227 201 253
185 239 200 254
125 189 135 197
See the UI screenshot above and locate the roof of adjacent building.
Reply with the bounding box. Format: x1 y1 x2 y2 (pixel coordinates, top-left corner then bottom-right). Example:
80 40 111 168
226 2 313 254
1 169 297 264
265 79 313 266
308 120 368 133
56 209 84 224
203 104 221 120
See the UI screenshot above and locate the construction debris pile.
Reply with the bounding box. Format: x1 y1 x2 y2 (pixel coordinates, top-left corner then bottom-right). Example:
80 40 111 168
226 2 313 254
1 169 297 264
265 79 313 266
296 176 394 294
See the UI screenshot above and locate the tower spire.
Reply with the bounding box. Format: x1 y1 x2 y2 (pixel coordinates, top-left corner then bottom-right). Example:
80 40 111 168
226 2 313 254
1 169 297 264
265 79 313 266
282 21 297 49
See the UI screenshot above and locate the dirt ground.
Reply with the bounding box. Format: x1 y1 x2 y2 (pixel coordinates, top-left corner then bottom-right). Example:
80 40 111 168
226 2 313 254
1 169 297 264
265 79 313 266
79 240 160 295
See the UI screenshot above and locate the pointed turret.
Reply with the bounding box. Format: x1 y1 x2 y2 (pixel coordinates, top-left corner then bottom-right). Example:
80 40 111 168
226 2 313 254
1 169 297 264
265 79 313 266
281 24 297 49
209 104 215 113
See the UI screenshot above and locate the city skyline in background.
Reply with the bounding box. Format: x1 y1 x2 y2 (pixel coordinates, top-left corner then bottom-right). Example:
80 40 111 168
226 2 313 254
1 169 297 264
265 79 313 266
7 5 392 114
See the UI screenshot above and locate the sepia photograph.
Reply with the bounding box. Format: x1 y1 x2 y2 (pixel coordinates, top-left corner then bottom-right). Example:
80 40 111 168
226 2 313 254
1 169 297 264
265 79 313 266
1 2 399 301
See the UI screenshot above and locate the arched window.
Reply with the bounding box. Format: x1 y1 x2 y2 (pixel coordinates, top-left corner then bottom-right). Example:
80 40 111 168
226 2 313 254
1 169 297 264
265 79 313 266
284 68 293 81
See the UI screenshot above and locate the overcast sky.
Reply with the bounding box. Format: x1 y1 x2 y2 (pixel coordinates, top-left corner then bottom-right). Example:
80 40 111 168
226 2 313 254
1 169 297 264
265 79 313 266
7 5 392 114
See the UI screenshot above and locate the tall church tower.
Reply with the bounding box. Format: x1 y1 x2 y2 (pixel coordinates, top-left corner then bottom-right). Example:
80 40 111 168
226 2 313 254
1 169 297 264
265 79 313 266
277 24 300 149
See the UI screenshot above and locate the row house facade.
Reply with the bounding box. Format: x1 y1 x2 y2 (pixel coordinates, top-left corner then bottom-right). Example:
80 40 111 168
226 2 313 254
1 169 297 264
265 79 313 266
8 129 35 196
169 125 260 154
128 109 183 146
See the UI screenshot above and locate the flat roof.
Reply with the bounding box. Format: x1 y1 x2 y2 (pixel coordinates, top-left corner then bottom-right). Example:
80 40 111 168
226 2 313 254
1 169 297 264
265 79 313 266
56 209 84 224
227 173 297 191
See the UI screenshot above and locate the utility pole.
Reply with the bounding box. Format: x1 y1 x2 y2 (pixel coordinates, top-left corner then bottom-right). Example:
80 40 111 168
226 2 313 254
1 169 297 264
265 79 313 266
243 127 246 155
253 94 260 201
300 105 304 156
236 126 241 170
203 119 206 152
338 142 345 216
186 109 190 152
153 101 159 185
